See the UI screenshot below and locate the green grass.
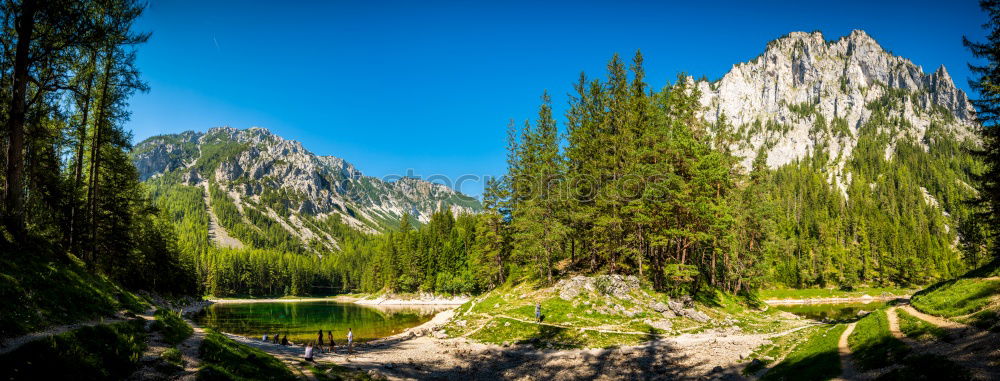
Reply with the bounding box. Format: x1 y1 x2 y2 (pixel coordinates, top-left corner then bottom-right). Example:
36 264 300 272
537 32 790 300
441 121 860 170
847 310 909 371
305 362 374 381
0 251 148 338
761 324 846 381
162 347 184 366
896 308 949 341
758 287 915 300
743 325 823 375
875 353 973 381
448 279 803 348
153 309 194 345
910 278 1000 317
197 329 296 381
961 309 1000 332
0 320 147 381
466 317 652 349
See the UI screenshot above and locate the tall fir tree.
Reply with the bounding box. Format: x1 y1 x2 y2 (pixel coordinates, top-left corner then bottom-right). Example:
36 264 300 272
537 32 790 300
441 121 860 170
966 0 1000 259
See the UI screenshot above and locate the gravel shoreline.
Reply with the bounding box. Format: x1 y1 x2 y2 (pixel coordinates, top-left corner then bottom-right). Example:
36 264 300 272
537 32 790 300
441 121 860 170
355 295 469 306
763 295 908 305
207 296 358 304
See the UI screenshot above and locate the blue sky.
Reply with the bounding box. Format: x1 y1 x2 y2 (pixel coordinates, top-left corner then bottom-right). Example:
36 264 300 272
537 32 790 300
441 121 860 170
128 0 986 198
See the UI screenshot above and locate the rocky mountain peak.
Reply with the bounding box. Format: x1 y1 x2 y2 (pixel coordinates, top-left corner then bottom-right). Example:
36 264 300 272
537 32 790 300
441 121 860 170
696 29 977 173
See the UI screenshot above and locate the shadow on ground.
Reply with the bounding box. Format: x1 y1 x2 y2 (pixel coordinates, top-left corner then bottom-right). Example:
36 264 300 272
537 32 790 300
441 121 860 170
314 325 749 380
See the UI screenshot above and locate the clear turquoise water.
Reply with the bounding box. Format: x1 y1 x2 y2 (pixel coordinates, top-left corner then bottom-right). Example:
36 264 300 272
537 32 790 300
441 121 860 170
195 301 444 343
773 301 888 322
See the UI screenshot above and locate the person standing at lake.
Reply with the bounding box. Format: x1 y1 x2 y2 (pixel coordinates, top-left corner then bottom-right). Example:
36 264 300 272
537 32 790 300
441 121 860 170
535 302 542 323
317 329 324 347
347 328 353 354
327 331 335 352
273 333 280 344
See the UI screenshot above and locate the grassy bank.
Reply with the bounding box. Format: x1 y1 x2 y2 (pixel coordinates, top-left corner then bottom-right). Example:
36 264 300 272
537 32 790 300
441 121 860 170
197 329 297 381
911 278 1000 317
743 325 824 375
760 324 846 381
910 260 1000 331
0 320 147 380
306 362 375 381
896 308 949 341
847 309 909 370
0 252 148 338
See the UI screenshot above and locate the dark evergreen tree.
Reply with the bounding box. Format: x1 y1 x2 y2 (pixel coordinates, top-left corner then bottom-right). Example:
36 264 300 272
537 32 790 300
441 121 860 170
966 0 1000 259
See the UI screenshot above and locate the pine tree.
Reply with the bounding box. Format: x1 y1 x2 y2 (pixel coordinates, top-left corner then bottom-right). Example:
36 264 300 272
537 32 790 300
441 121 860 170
966 0 1000 259
474 176 509 288
511 92 568 283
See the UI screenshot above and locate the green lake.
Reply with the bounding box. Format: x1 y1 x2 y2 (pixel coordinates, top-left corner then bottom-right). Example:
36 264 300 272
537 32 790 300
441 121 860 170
195 301 447 343
773 301 888 322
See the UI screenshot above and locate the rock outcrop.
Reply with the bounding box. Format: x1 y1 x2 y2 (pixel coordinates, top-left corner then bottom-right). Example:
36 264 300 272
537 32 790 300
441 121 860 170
695 30 977 179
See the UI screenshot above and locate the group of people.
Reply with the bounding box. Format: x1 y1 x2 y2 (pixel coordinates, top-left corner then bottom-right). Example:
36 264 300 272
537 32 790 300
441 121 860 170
261 332 291 346
263 328 354 362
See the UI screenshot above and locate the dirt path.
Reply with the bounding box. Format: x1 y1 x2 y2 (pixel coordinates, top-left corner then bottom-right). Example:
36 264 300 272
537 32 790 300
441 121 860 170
884 307 910 343
899 305 968 330
833 323 858 381
173 319 208 380
128 311 177 380
889 303 1000 380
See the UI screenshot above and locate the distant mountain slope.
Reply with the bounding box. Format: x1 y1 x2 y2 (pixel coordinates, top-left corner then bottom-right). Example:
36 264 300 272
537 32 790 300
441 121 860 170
696 30 984 285
132 127 481 252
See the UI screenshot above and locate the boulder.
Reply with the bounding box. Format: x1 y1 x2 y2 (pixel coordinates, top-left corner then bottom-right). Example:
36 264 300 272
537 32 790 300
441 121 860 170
651 302 669 313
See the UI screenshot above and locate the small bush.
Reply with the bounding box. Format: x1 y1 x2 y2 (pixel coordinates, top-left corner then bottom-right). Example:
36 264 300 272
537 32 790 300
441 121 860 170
162 347 183 366
153 309 194 345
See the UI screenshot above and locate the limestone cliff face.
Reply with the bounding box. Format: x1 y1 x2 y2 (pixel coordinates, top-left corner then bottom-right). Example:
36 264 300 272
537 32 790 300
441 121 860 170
133 127 481 248
695 30 977 173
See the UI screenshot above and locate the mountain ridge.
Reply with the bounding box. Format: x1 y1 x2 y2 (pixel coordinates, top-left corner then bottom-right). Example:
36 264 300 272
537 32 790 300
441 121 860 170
132 126 482 252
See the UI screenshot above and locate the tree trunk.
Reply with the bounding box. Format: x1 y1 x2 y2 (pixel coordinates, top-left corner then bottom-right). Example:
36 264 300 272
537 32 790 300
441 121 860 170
68 50 98 250
4 0 38 240
87 49 114 263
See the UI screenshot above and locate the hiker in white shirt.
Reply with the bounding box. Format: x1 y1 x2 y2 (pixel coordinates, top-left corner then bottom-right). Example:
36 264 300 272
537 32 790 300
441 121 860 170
304 342 314 361
347 328 354 354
